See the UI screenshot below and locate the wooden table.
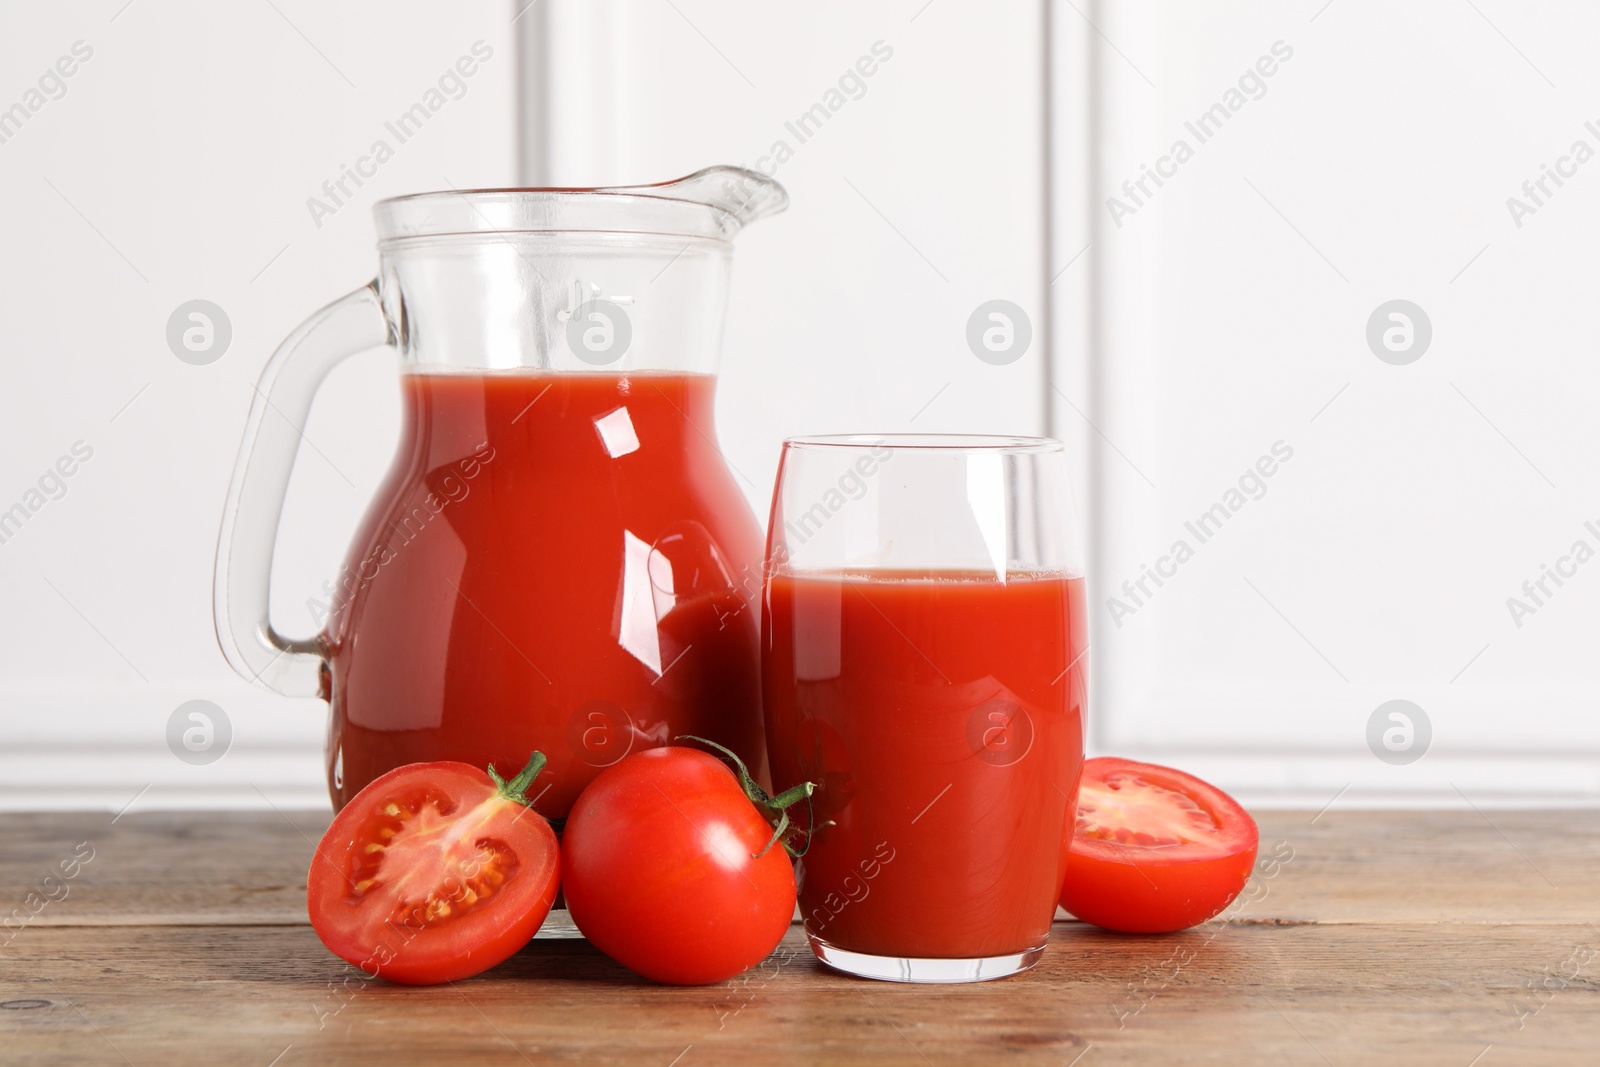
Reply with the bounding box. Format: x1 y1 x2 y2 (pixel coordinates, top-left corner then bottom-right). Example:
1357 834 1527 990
2 809 1596 1064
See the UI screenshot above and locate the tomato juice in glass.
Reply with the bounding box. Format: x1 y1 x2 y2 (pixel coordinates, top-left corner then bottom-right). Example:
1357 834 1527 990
765 571 1086 963
761 435 1086 982
326 370 767 817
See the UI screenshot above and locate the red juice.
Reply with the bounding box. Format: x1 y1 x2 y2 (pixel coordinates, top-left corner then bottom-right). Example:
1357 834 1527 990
326 371 767 817
763 570 1086 959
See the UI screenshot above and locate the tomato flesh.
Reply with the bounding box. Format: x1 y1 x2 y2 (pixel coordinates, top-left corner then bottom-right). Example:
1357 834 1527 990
1060 757 1258 934
307 760 559 985
562 747 796 985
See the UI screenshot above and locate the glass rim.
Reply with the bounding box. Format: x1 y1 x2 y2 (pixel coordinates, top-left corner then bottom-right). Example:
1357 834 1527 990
782 433 1064 454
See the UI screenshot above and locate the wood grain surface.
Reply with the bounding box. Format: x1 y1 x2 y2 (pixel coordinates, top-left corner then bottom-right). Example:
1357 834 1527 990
2 809 1597 1065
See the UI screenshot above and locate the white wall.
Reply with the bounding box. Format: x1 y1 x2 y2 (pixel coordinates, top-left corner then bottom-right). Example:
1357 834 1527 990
0 1 519 808
1071 0 1600 804
0 0 1051 811
3 0 1592 811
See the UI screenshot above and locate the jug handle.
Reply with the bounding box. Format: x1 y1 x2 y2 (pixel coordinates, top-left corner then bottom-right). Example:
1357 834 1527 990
213 282 391 699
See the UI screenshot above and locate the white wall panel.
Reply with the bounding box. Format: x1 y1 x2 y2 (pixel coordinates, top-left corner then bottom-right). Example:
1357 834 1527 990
520 0 1051 519
1071 0 1600 804
0 1 519 809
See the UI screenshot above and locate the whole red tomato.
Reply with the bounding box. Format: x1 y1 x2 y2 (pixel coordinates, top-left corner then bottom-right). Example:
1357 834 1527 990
562 741 812 985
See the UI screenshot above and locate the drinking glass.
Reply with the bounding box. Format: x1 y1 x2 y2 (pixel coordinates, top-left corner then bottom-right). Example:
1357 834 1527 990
762 434 1087 983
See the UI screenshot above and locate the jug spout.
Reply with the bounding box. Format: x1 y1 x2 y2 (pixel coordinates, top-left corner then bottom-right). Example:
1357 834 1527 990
605 166 788 236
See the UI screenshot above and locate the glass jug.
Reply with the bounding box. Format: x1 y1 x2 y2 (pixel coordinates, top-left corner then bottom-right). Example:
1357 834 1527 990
214 167 786 816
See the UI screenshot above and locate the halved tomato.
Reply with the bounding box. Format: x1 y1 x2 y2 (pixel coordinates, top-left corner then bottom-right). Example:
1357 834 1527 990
1060 757 1258 934
307 753 560 984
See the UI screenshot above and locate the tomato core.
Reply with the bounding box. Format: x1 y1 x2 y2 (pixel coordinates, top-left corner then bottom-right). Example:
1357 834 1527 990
347 795 521 929
1076 770 1221 849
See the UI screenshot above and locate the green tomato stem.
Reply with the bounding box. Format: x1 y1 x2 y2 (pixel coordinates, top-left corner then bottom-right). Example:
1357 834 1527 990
677 735 821 859
487 751 548 808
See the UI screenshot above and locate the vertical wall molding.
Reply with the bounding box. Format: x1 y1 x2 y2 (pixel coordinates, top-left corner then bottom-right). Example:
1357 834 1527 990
514 0 550 185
